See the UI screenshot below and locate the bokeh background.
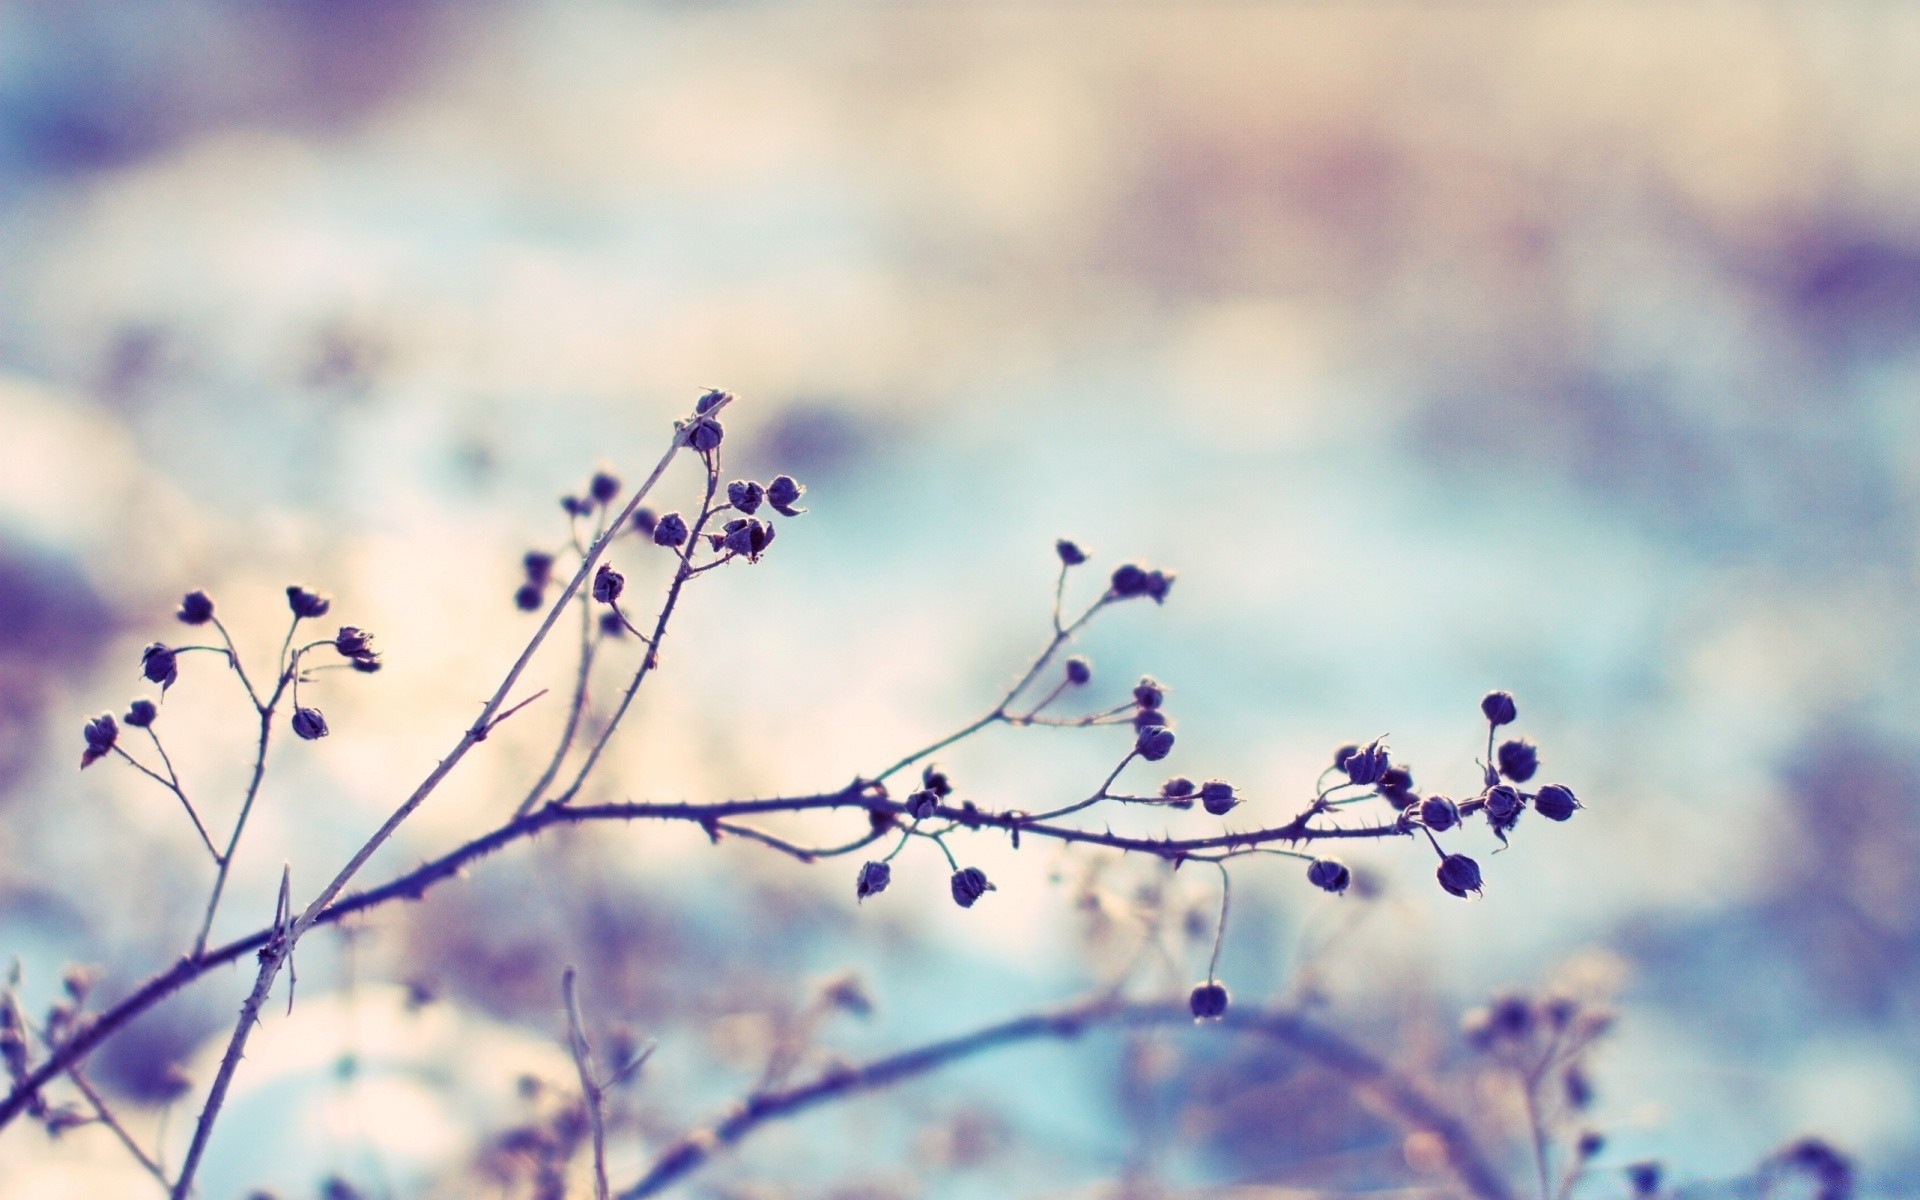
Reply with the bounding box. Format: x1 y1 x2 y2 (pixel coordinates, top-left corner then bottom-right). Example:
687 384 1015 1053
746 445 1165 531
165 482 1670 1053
3 1 1919 1196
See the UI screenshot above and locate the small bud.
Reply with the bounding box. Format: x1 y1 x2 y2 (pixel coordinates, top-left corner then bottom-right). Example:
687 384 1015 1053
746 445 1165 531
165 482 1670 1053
1484 785 1523 822
855 861 891 901
1135 725 1175 762
766 474 806 517
291 707 330 741
592 563 625 604
334 627 374 658
124 699 157 728
1055 538 1087 566
286 586 331 620
1420 794 1460 832
1481 690 1518 726
1160 777 1196 798
1199 779 1237 816
727 480 764 515
589 471 621 504
1496 738 1539 783
686 416 724 453
599 611 626 638
1132 707 1168 731
950 867 994 908
1109 563 1151 598
80 714 118 768
1188 982 1229 1020
514 583 545 612
907 790 940 820
140 643 179 690
1307 858 1351 894
176 590 214 625
1133 677 1164 709
653 512 689 548
921 765 952 796
1064 656 1092 686
631 508 658 538
695 389 732 414
1534 783 1580 822
1437 853 1483 898
522 551 554 583
1343 738 1390 786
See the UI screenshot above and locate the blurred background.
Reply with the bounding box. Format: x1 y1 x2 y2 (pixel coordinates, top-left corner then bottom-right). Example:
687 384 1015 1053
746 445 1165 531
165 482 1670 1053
2 1 1918 1196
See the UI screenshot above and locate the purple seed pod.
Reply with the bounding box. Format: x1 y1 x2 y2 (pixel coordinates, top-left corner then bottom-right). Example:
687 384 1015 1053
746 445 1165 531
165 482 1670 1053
1109 563 1151 598
124 699 158 728
334 627 374 658
1144 569 1175 604
1627 1162 1662 1198
727 480 764 515
561 495 594 518
855 861 891 902
686 416 725 453
1534 783 1581 822
291 707 330 741
1420 794 1460 832
1331 743 1359 771
1484 785 1523 822
1188 982 1229 1020
1343 738 1390 786
80 714 118 768
695 389 732 414
766 474 807 517
906 790 940 820
1135 725 1176 762
589 471 621 504
921 765 952 796
1496 738 1539 783
1132 707 1168 731
1199 780 1237 816
592 563 625 604
1437 853 1483 898
1160 776 1196 799
653 512 689 548
599 611 626 638
630 508 658 538
1133 677 1164 709
176 590 214 625
950 867 994 908
1064 656 1092 686
523 551 555 583
140 643 179 690
1307 858 1351 894
286 586 331 620
1055 538 1087 566
1481 690 1518 726
514 583 544 612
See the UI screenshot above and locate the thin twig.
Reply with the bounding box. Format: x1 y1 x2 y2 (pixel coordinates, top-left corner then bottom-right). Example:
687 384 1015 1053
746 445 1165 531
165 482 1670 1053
562 968 611 1200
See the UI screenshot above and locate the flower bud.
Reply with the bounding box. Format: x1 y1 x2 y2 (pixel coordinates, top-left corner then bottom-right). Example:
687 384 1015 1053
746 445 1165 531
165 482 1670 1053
589 471 621 504
1200 779 1237 816
1064 656 1092 686
727 480 764 515
1496 738 1539 783
592 563 625 604
767 475 807 517
1420 794 1460 832
80 714 117 768
653 512 689 548
286 586 332 620
1481 690 1518 726
1533 783 1580 822
291 707 330 741
686 416 724 452
1188 982 1229 1020
1135 725 1175 762
1437 853 1483 897
124 699 157 728
1055 538 1087 566
855 861 890 901
514 583 544 612
950 867 994 908
1307 858 1351 893
1133 677 1164 709
176 590 214 625
140 643 179 690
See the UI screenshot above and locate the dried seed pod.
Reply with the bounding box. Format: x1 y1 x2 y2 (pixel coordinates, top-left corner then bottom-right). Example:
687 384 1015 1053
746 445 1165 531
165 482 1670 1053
291 707 330 741
1307 858 1351 894
1188 982 1229 1020
950 867 994 908
855 861 891 902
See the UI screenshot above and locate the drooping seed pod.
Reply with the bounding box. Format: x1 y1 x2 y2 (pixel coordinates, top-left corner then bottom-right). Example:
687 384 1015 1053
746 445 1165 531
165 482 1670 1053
1307 858 1351 894
1135 725 1176 762
950 867 994 908
1420 794 1460 832
140 643 179 691
1533 783 1580 822
686 416 724 452
124 699 157 729
1481 690 1518 726
334 627 374 658
286 586 331 620
291 707 330 741
653 512 689 548
1437 853 1483 898
855 861 891 902
1343 738 1391 786
1200 780 1237 816
1188 981 1229 1020
766 475 807 517
1055 538 1087 566
80 714 118 769
176 590 215 625
592 563 625 604
1064 656 1092 685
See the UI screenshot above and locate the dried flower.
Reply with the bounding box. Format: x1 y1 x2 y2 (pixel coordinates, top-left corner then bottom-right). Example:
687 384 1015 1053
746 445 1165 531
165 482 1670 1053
140 643 178 690
1307 858 1351 894
695 389 732 414
1135 725 1175 762
907 790 940 820
653 512 689 548
1484 785 1523 823
589 471 621 504
686 416 724 453
722 518 775 560
855 861 891 901
291 707 330 741
1055 539 1087 566
1437 853 1483 898
1200 780 1237 816
727 480 764 515
921 765 952 796
1133 677 1164 709
1420 794 1460 832
1496 738 1539 783
1109 563 1151 598
950 867 994 908
1064 656 1092 686
767 475 807 517
80 714 117 768
1161 777 1196 798
1343 738 1390 786
334 627 374 658
514 583 544 612
1534 783 1580 822
1188 982 1229 1020
124 699 157 728
176 590 214 625
592 563 625 604
287 586 331 620
1132 707 1168 731
1481 690 1518 726
630 508 657 538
